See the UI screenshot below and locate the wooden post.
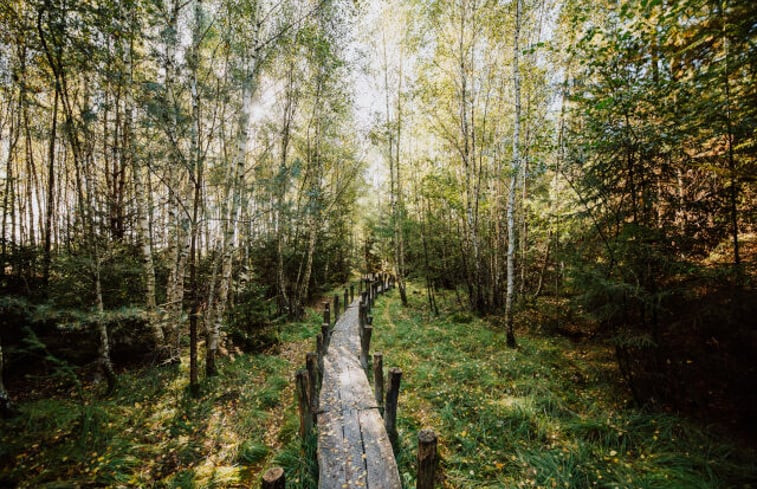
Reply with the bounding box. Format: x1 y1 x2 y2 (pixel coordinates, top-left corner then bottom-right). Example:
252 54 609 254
323 302 330 326
385 368 402 450
373 352 384 410
358 302 366 332
361 326 372 369
344 288 349 310
295 369 312 437
316 333 324 374
416 430 438 489
306 352 319 417
350 284 354 302
361 291 368 313
262 467 285 489
321 323 330 349
333 294 340 321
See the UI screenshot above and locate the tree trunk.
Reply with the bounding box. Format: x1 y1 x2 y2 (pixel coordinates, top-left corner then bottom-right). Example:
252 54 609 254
505 0 521 348
0 337 13 417
207 35 260 375
42 86 58 287
132 136 164 351
188 0 203 391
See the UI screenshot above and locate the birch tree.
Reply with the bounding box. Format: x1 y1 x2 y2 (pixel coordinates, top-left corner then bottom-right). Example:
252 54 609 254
504 0 521 348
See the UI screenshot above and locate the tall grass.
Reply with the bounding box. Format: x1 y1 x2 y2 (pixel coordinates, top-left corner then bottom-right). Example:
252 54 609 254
369 282 757 489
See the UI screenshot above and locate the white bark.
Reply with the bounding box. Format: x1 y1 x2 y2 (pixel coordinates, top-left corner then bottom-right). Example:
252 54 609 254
207 22 261 372
505 0 521 347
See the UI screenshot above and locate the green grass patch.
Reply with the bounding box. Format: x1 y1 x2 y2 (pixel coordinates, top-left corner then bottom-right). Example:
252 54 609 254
370 282 757 489
0 304 325 489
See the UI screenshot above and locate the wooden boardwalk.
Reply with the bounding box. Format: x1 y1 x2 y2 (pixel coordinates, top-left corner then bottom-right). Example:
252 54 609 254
317 290 401 489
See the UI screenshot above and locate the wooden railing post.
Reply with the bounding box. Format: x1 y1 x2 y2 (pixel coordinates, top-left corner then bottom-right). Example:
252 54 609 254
333 294 340 321
359 301 366 332
262 467 285 489
416 430 438 489
361 326 372 370
316 333 324 374
323 302 330 326
306 352 319 419
344 288 349 310
373 352 384 411
321 323 330 349
385 367 402 450
295 369 312 437
350 284 354 303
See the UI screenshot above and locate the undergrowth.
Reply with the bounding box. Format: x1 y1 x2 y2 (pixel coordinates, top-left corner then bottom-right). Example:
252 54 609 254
3 281 755 488
0 309 322 488
370 282 757 489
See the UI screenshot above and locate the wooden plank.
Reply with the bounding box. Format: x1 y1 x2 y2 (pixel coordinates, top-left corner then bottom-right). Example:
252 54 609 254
318 295 400 489
343 408 368 488
359 408 401 489
318 410 347 488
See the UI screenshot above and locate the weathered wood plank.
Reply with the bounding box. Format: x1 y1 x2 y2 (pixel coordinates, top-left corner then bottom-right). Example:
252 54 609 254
343 408 368 488
359 409 401 489
317 296 401 489
318 409 347 487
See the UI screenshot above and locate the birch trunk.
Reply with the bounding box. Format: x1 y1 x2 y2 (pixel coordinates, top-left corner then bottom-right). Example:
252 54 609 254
206 25 261 375
133 146 163 348
126 9 163 351
162 0 186 363
188 0 203 391
505 0 521 348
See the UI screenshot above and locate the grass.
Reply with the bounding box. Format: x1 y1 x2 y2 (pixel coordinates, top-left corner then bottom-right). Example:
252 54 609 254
2 281 755 488
369 282 757 489
0 310 323 489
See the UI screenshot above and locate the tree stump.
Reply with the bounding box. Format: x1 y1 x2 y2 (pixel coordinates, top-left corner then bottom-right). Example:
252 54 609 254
262 466 285 489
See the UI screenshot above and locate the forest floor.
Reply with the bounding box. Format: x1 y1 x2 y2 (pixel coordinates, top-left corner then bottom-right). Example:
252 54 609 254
2 282 756 488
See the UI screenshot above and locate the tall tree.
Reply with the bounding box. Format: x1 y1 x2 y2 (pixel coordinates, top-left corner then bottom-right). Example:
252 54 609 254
504 0 521 348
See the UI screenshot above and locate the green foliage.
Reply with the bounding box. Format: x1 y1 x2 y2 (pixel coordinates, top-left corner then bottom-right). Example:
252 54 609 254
559 0 756 409
226 283 276 353
237 441 269 465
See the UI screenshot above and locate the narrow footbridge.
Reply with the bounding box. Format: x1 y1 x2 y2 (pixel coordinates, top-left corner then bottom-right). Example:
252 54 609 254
316 279 401 489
